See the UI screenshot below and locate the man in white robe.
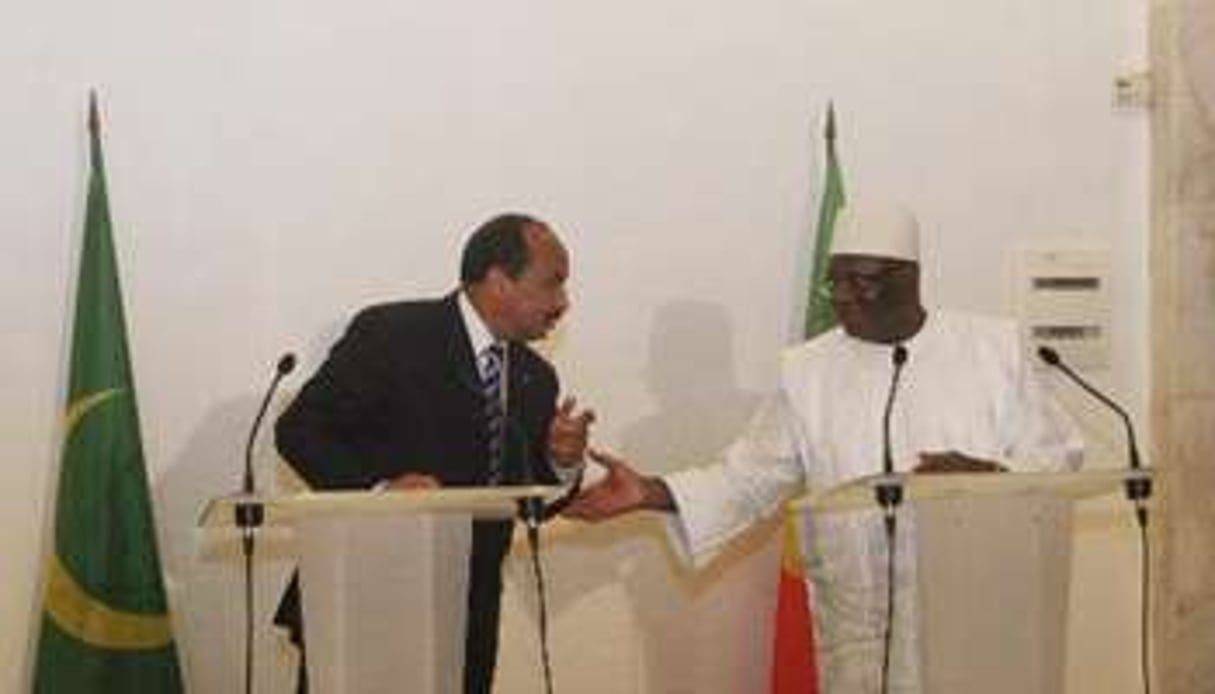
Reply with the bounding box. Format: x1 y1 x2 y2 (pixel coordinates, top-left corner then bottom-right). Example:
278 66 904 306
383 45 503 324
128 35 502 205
565 202 1083 693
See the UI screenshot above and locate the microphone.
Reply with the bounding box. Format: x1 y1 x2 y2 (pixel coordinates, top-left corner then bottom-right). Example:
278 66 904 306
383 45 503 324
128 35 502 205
501 346 544 530
1036 346 1151 523
500 348 555 694
235 352 295 694
875 344 909 515
874 343 908 694
237 352 297 529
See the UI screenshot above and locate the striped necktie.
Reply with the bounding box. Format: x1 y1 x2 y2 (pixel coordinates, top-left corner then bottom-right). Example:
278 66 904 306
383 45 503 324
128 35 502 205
481 344 506 484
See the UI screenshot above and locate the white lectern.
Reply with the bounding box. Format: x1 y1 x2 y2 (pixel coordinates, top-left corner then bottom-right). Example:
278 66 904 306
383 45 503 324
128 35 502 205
201 486 559 694
788 468 1150 694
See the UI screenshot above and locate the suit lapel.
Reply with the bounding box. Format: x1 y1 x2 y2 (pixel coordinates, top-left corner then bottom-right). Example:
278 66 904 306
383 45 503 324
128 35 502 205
503 341 535 415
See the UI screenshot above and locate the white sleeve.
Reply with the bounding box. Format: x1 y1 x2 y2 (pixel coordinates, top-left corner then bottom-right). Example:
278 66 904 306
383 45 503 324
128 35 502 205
660 392 805 568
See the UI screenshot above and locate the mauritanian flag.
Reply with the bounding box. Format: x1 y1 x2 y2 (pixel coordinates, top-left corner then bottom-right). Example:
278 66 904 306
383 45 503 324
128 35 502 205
769 104 845 694
34 94 184 693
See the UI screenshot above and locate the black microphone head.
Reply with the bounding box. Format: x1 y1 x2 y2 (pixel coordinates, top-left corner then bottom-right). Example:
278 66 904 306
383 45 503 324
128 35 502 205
276 353 297 375
892 344 908 366
1037 346 1061 366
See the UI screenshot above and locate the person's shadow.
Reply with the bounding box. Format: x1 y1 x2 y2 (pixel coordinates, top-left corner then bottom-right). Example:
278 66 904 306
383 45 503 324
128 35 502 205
158 321 346 694
157 391 308 694
504 301 782 693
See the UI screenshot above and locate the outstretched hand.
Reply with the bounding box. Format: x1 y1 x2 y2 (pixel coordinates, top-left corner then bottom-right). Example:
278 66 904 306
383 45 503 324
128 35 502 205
562 449 672 521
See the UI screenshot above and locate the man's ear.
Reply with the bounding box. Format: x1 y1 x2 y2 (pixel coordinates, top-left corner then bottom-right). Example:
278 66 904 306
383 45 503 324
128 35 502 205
483 266 503 292
484 266 512 298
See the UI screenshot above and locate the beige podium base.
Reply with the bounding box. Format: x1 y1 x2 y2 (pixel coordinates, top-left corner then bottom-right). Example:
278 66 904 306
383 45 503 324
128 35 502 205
915 494 1071 694
200 486 561 694
789 469 1149 694
297 512 470 694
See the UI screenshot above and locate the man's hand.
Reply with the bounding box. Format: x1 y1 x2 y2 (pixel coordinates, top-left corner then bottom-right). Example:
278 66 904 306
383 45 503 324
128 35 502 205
548 396 596 467
386 472 442 490
914 450 1007 474
562 449 674 521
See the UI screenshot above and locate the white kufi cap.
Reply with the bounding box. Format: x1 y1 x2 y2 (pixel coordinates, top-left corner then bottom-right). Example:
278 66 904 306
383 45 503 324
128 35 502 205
830 202 920 261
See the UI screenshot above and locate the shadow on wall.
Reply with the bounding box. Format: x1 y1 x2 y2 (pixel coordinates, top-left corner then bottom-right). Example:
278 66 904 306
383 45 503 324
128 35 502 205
157 394 300 694
507 300 782 694
153 314 385 694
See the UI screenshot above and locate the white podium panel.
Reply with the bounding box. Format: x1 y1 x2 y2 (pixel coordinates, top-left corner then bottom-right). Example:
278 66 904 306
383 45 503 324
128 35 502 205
789 469 1148 694
915 494 1071 694
297 512 470 694
200 486 560 694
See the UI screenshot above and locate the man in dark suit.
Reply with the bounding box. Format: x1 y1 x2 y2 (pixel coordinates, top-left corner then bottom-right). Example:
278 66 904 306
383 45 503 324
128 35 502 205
273 213 593 694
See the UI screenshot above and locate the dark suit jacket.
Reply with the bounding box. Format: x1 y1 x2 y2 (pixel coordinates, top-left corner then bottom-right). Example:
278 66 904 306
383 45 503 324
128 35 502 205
273 293 560 694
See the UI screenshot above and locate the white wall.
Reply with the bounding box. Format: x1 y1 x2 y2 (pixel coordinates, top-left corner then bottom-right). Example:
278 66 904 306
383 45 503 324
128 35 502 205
2 0 1148 692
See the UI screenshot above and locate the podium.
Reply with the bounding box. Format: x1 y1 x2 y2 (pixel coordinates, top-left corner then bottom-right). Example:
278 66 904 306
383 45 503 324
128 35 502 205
201 486 559 694
788 468 1150 694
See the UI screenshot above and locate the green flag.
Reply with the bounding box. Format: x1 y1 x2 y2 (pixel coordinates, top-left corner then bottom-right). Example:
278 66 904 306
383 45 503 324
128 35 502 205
802 104 846 339
34 94 184 693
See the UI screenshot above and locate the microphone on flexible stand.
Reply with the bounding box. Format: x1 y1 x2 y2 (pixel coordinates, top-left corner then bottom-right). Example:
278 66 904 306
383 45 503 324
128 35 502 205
237 353 297 529
1037 346 1154 694
499 346 555 694
874 343 907 694
235 352 296 694
1035 346 1151 527
875 344 909 521
499 345 543 530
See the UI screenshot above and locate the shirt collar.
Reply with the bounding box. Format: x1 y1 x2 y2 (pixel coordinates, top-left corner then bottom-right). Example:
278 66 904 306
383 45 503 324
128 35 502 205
458 289 499 359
